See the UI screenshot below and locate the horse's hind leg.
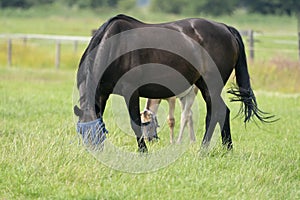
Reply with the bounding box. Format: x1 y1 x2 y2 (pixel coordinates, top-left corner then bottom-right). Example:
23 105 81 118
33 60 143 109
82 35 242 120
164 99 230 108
201 95 217 148
167 97 176 144
208 97 232 150
196 78 232 150
125 90 147 153
195 78 218 148
219 100 232 150
203 90 232 149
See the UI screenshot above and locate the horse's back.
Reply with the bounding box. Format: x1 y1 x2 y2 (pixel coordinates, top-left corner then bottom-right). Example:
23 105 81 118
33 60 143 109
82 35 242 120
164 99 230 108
96 15 239 96
106 15 238 61
103 15 229 35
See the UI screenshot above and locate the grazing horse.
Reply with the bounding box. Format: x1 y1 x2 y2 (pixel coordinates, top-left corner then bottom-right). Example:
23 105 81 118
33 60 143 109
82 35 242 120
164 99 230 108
74 14 272 152
141 85 198 144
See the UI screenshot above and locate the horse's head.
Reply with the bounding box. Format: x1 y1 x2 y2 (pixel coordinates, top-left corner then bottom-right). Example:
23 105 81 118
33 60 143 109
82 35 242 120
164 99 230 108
74 105 97 122
74 105 108 149
141 110 159 142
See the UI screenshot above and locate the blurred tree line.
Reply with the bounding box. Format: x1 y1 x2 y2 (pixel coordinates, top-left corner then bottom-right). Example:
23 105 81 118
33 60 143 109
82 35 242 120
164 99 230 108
151 0 238 16
0 0 119 8
154 0 299 17
0 0 54 8
0 0 298 18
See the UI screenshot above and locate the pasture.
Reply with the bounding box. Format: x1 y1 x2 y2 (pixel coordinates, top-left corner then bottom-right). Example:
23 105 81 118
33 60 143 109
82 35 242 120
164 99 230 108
0 7 300 199
1 67 299 199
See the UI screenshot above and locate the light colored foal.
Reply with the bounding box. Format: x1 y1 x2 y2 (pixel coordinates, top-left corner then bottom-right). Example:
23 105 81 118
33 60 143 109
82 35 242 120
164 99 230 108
141 85 198 144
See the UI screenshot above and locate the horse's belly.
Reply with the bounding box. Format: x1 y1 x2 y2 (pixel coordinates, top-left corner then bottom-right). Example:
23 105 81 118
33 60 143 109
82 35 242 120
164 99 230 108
138 84 192 99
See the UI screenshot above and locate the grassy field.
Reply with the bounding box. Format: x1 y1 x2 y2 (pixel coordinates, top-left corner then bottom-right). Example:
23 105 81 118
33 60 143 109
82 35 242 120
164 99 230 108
0 6 300 199
0 66 299 199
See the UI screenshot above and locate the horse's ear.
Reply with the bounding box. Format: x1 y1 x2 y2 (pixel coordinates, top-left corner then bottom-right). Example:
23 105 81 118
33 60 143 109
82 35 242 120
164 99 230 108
74 105 83 117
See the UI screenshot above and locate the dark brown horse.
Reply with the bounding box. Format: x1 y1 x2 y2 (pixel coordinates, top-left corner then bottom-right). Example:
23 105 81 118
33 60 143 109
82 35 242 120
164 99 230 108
74 14 271 152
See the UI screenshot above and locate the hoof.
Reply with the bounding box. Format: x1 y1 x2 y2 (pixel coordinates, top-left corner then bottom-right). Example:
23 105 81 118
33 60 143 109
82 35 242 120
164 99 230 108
226 143 233 150
138 146 148 153
190 139 196 144
137 137 148 153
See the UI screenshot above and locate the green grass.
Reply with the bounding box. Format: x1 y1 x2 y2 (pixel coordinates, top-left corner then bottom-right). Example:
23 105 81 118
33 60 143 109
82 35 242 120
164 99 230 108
0 67 299 199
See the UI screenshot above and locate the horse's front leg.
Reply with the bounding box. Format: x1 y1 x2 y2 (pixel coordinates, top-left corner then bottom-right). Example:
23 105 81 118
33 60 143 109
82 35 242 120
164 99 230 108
95 94 109 118
125 90 147 153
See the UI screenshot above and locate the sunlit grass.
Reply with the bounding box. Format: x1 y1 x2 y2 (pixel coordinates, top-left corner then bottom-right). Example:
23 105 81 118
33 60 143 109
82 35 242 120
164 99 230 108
0 67 299 199
248 58 300 93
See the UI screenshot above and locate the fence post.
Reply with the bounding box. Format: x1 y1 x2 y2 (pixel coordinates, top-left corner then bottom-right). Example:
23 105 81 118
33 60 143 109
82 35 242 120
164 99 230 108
248 30 254 61
23 37 27 46
7 38 12 67
297 11 300 61
298 32 300 61
55 41 61 69
74 41 78 54
91 29 97 36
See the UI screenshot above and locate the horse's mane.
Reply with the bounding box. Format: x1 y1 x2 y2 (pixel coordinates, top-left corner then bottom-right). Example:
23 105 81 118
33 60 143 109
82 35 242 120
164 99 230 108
77 14 141 88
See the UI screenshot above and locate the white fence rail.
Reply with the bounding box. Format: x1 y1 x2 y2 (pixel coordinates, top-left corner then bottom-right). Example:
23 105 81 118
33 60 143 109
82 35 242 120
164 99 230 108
0 34 90 69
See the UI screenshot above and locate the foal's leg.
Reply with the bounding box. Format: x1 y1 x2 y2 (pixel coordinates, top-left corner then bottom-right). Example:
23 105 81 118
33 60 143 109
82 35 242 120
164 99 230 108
146 98 175 144
177 89 197 143
167 97 176 144
186 88 197 143
177 97 188 143
146 99 161 113
125 90 147 152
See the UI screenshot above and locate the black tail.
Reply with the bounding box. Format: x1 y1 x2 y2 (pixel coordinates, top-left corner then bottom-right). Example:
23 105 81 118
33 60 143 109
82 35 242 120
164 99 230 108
227 26 275 123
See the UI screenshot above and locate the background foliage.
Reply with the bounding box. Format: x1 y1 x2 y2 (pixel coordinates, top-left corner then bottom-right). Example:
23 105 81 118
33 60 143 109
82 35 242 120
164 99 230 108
1 0 299 16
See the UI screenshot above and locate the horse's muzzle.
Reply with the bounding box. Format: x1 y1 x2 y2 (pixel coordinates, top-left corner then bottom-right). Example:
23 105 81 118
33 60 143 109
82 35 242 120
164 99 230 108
76 118 108 150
